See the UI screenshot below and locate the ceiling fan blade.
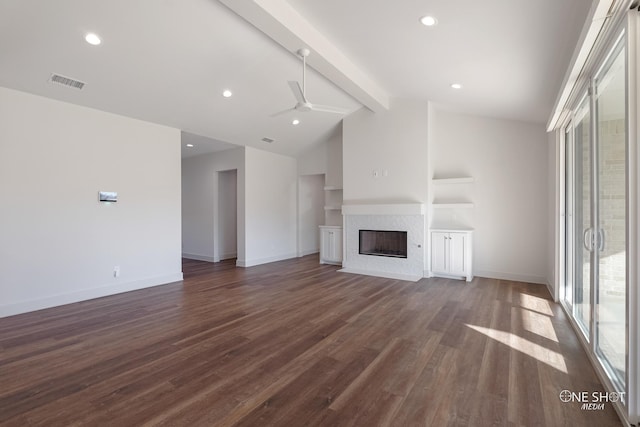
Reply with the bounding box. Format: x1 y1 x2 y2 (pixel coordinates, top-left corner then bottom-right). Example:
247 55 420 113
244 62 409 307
270 107 296 117
309 104 350 115
287 81 307 104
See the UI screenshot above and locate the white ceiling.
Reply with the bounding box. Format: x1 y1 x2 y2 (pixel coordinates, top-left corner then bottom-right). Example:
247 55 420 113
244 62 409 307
0 0 592 158
285 0 592 123
181 131 239 159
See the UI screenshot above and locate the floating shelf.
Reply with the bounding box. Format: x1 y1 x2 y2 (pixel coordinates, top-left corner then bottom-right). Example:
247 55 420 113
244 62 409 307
430 227 474 232
432 203 474 209
324 206 342 211
324 186 343 191
432 177 475 184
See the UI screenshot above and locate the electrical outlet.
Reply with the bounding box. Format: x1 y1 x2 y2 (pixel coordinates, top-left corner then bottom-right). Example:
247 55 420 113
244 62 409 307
113 266 120 278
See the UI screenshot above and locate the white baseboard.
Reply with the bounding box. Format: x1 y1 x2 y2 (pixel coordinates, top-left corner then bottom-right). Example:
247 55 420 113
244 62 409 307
338 268 422 282
237 252 297 268
0 272 184 318
219 252 237 261
473 270 547 285
298 248 319 257
182 253 215 262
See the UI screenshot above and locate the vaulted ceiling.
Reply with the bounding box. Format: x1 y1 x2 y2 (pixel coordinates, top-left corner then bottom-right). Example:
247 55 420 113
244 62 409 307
0 0 592 157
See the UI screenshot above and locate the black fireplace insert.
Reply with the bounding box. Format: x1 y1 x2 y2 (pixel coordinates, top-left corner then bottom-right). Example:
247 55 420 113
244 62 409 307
359 230 408 258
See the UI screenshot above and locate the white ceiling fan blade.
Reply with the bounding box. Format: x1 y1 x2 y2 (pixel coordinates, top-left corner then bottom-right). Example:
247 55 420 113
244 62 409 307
309 104 350 115
270 107 296 117
288 80 307 104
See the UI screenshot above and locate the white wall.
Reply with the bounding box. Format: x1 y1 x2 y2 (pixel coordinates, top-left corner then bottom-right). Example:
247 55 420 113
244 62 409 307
0 87 182 317
297 140 328 176
343 100 428 203
325 125 344 189
218 169 238 260
296 124 343 183
181 147 245 262
243 147 297 266
431 109 549 284
298 174 325 256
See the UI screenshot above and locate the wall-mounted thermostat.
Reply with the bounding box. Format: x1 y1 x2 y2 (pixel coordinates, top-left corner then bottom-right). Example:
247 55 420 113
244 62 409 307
99 191 117 202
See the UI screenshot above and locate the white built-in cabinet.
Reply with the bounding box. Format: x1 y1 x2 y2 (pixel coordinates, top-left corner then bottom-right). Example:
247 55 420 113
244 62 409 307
431 229 473 282
319 225 342 265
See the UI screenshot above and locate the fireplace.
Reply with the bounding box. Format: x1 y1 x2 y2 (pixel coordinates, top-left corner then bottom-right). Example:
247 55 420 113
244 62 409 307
341 203 425 281
359 230 408 258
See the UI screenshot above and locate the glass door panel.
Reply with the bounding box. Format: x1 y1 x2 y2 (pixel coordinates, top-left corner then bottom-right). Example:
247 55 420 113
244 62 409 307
594 41 627 388
573 96 592 337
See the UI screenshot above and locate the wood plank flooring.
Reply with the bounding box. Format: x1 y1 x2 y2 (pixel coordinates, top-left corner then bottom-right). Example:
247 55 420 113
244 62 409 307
0 256 624 426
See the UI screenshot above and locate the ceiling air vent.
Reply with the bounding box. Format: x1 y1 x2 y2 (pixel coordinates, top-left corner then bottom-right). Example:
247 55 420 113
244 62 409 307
261 137 275 143
49 73 85 90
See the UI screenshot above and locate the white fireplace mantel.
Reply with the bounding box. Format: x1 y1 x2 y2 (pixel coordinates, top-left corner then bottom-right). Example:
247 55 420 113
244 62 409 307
342 203 425 216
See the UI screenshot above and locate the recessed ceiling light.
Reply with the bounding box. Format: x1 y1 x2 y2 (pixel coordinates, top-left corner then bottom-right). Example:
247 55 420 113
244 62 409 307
420 16 438 26
186 144 194 148
292 119 300 125
85 33 101 45
451 83 463 89
222 90 232 98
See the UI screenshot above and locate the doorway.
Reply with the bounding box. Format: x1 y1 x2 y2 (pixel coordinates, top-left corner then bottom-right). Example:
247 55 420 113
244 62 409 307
217 169 238 261
298 174 325 257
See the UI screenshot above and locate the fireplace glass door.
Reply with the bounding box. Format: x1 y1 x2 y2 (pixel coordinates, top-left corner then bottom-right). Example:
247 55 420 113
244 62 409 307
359 230 407 258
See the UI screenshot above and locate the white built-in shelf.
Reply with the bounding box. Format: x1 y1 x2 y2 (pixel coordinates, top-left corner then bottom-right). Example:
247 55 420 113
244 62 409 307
432 177 475 184
324 206 342 211
430 227 474 232
432 202 474 209
324 186 343 191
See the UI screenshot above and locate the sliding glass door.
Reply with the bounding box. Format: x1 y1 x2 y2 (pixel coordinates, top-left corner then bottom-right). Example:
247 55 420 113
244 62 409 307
594 40 627 388
563 33 627 394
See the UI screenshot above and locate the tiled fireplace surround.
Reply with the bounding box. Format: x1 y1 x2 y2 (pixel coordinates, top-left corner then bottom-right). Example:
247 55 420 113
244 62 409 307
340 204 426 281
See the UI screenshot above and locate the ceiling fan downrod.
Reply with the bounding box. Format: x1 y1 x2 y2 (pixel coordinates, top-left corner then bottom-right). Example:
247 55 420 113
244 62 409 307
297 48 310 97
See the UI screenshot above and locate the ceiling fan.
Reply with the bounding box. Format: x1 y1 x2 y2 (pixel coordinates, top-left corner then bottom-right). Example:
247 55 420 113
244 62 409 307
271 48 350 117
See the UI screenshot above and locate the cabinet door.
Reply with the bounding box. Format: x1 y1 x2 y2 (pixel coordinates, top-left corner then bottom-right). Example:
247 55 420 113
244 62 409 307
449 233 467 276
431 232 448 274
332 229 342 262
320 229 331 261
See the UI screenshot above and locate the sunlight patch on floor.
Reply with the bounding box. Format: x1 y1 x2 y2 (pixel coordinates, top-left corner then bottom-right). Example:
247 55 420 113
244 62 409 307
520 308 559 343
466 324 567 373
518 293 554 316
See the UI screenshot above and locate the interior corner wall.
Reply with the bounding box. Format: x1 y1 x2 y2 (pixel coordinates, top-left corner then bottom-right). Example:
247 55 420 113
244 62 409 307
342 100 428 203
0 87 182 318
431 109 548 284
243 146 297 267
181 147 245 262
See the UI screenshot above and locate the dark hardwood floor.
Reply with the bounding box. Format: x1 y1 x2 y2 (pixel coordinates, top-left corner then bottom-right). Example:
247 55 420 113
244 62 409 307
0 256 624 426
